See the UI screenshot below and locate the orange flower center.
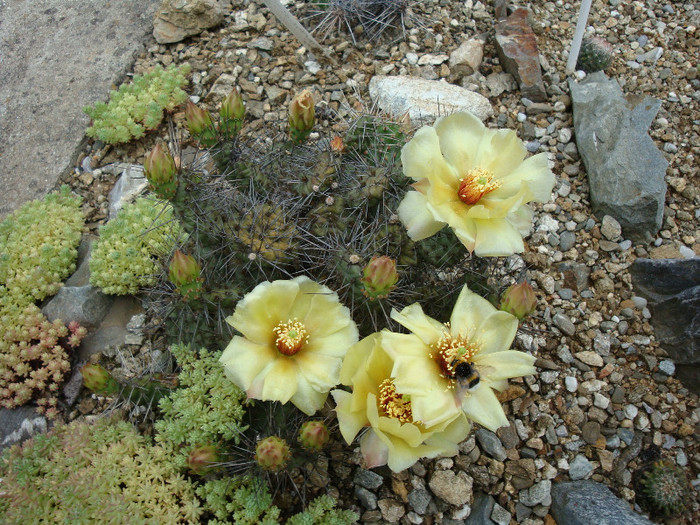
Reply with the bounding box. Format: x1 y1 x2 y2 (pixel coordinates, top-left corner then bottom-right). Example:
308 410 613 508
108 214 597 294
457 168 500 205
378 379 413 423
430 323 480 386
273 319 308 356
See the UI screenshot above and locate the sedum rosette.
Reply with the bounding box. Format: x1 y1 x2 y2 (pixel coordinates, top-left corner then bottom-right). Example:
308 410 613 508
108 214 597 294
332 333 471 472
397 111 555 256
220 276 358 415
385 284 536 432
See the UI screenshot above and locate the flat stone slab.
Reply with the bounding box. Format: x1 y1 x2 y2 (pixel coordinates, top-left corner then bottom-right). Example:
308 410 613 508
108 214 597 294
368 75 493 124
0 0 159 220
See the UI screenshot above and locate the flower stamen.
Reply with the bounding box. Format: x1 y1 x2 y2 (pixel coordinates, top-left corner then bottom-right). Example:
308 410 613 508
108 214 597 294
430 323 480 387
273 319 309 356
458 168 501 205
378 379 413 423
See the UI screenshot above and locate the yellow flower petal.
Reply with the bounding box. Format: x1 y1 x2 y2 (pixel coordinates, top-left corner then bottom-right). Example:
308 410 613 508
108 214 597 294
473 312 518 355
472 350 536 381
261 358 298 404
400 125 456 184
227 279 298 343
397 190 446 241
220 336 276 390
433 111 486 172
472 217 525 256
390 304 444 345
290 375 330 416
332 389 367 444
339 334 378 386
460 383 510 431
294 350 342 391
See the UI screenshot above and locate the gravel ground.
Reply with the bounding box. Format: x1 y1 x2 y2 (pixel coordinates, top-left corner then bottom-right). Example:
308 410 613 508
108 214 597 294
60 0 700 523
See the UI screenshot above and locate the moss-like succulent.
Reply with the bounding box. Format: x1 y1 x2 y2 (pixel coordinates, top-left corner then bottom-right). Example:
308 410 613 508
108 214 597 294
84 63 191 144
90 197 181 295
155 344 249 471
0 418 204 524
286 495 358 525
0 185 83 307
195 476 282 524
0 304 86 418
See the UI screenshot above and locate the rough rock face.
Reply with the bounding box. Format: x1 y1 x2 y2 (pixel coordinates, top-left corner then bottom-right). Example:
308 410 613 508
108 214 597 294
494 8 547 102
569 72 668 242
153 0 226 44
368 76 493 123
551 481 654 525
630 258 700 393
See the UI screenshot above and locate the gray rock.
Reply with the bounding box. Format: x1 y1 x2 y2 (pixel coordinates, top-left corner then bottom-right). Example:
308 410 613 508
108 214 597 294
630 258 700 393
153 0 226 44
600 215 622 241
553 314 576 336
559 231 576 251
490 503 510 525
42 285 113 330
568 454 594 480
355 486 378 510
551 480 654 525
569 72 668 242
77 296 145 360
465 492 496 525
107 164 148 219
0 0 158 220
368 76 493 124
429 470 473 506
519 480 552 507
408 488 432 515
0 406 47 453
475 429 507 461
354 468 384 489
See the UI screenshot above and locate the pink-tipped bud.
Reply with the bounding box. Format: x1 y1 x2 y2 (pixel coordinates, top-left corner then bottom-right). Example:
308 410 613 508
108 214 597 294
361 256 399 300
187 445 219 475
499 281 537 319
298 420 329 452
288 89 315 143
168 250 203 301
185 101 217 146
219 88 245 138
255 436 291 472
80 363 120 395
144 144 178 199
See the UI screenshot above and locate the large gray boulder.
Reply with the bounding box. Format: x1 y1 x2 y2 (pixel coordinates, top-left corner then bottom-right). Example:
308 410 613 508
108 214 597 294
551 481 654 525
0 0 159 220
569 73 668 242
630 258 700 393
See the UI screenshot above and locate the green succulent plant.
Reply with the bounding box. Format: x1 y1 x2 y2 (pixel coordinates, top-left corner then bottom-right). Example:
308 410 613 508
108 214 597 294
637 459 691 517
0 185 83 307
89 197 182 295
84 63 191 144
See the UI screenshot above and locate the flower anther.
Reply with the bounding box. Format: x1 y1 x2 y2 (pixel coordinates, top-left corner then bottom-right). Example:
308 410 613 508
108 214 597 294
457 168 501 205
273 319 308 356
378 379 413 424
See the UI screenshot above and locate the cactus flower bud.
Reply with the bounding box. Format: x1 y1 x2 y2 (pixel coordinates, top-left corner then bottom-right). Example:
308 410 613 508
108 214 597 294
80 363 120 395
361 256 399 300
185 101 217 146
499 281 537 319
288 89 315 143
298 420 330 452
219 88 245 139
187 445 219 475
144 144 178 199
168 250 203 301
255 436 291 472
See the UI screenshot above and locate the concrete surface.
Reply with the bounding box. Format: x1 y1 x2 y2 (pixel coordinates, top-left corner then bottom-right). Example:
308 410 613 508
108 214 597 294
0 0 159 220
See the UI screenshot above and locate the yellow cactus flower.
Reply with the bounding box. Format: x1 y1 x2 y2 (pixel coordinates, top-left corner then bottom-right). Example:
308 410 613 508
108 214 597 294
220 276 358 415
385 285 536 432
332 333 471 472
397 111 555 256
